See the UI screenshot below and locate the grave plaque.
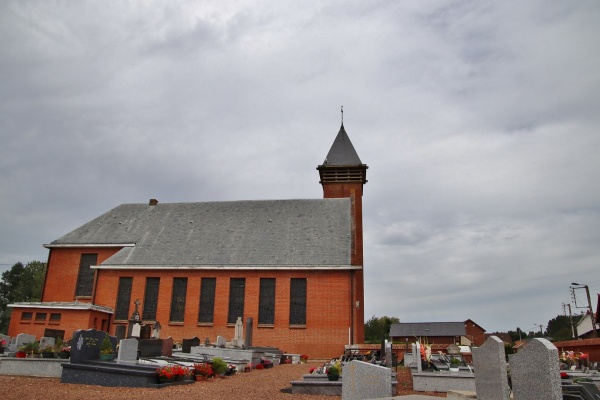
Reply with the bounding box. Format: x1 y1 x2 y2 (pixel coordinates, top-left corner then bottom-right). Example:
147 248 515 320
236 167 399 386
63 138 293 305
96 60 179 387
140 324 151 340
10 333 36 352
138 338 163 358
130 323 141 338
117 338 139 363
342 360 392 400
508 338 562 400
216 335 226 348
161 336 173 357
39 336 56 350
245 317 253 348
182 336 200 353
473 336 509 400
70 329 117 364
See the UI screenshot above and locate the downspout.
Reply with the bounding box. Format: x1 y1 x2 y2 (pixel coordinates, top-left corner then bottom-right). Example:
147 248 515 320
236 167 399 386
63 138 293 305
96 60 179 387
350 269 354 345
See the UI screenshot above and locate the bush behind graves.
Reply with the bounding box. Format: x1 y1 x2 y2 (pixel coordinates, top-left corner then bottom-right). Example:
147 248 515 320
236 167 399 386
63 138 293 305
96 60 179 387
212 357 228 375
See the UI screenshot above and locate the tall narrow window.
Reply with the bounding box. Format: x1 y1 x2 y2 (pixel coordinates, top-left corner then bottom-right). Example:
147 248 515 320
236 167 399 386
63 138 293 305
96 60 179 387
198 277 216 324
114 277 133 320
289 278 307 325
170 277 188 322
142 277 160 321
75 253 97 297
258 278 276 325
227 278 245 324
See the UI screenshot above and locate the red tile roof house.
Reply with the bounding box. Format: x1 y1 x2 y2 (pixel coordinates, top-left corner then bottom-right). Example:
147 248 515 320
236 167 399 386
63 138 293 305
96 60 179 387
8 123 368 359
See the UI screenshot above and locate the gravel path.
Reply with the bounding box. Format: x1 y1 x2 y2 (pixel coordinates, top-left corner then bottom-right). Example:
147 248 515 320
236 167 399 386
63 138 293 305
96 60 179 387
0 363 445 399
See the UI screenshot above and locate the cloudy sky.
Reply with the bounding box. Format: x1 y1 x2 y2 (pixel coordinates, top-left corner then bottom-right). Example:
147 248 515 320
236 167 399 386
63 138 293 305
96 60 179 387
1 1 599 335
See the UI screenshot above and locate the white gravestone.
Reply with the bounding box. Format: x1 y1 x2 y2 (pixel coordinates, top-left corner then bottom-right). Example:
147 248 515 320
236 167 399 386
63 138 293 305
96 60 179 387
131 323 141 338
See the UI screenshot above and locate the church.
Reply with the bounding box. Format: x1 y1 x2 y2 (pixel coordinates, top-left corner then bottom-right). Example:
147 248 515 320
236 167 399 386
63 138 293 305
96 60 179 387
8 123 368 358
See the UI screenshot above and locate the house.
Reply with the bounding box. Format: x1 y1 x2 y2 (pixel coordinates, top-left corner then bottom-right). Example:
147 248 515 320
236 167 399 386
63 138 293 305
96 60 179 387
8 123 368 358
576 312 599 339
389 319 486 347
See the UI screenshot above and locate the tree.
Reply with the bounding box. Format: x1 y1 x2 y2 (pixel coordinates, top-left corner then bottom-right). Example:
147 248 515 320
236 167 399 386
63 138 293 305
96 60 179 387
0 261 46 333
546 315 575 341
364 315 400 343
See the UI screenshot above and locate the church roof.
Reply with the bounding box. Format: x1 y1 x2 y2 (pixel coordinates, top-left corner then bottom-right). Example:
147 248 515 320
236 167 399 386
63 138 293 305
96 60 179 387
389 322 467 338
46 199 355 269
323 124 363 165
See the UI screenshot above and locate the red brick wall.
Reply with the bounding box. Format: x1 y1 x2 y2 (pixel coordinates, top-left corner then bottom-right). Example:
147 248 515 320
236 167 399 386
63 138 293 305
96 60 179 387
42 247 122 302
8 306 110 340
92 268 355 358
464 320 486 346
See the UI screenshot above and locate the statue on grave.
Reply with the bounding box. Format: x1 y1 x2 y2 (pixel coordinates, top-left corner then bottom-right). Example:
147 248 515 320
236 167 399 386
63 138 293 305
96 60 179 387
130 299 141 322
152 321 161 338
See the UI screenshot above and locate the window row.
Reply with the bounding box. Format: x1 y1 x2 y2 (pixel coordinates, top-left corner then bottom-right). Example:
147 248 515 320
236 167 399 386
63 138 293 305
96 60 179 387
114 277 307 326
21 312 61 323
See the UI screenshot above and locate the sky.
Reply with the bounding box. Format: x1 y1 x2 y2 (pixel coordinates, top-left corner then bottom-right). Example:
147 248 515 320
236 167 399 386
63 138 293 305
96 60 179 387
1 1 599 336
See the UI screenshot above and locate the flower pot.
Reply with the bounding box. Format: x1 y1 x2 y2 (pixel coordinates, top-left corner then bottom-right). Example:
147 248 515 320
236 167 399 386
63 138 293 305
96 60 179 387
0 347 4 354
327 374 340 381
42 352 55 359
158 376 174 384
16 351 26 358
449 367 459 373
99 353 115 361
58 351 70 359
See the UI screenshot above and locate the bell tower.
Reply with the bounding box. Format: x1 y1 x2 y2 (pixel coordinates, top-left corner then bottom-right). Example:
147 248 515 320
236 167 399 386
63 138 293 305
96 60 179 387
317 122 368 344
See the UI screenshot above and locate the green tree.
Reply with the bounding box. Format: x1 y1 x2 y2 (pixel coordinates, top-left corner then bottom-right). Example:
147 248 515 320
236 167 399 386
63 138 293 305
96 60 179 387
364 315 400 343
0 261 46 333
546 315 575 341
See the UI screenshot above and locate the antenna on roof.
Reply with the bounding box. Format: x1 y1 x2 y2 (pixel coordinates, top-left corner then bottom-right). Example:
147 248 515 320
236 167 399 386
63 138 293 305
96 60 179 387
341 105 344 125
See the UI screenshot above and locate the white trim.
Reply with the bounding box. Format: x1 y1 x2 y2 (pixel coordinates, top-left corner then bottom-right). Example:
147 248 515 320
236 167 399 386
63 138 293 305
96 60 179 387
43 243 135 249
7 302 113 314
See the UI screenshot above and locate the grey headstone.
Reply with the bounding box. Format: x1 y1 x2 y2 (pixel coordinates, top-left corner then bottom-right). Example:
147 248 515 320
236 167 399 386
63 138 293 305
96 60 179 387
130 323 141 338
473 336 510 400
216 335 226 348
117 338 138 362
385 341 392 368
161 336 173 357
245 317 253 348
413 342 422 373
70 329 117 363
508 338 562 400
40 336 56 350
11 333 36 352
447 343 461 355
342 360 392 400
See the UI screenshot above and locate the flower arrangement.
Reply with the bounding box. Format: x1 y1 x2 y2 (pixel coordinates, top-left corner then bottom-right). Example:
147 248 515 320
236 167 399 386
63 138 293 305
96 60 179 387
100 334 114 354
255 363 264 370
309 367 317 374
194 363 214 377
211 357 228 375
62 346 71 353
283 358 292 364
0 339 6 348
225 364 237 376
326 361 341 381
41 345 54 353
300 354 309 363
156 365 188 382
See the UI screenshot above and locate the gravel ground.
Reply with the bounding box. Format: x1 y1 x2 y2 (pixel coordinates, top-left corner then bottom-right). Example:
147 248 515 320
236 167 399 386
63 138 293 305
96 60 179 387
0 363 445 400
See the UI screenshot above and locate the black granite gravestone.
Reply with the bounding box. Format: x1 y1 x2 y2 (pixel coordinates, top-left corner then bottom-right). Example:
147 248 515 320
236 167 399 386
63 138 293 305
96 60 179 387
138 338 162 358
140 324 152 340
70 329 117 364
181 336 200 353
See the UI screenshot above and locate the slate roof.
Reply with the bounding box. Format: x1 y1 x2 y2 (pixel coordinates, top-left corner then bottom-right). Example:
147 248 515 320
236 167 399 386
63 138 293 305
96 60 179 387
46 199 355 269
389 322 467 338
323 124 363 165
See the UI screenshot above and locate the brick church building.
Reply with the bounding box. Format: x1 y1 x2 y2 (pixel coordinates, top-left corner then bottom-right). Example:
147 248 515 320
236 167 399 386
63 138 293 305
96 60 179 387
8 123 368 358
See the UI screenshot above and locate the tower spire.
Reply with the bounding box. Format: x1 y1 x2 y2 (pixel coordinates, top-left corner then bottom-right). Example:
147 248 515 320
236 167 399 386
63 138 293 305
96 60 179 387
341 105 343 125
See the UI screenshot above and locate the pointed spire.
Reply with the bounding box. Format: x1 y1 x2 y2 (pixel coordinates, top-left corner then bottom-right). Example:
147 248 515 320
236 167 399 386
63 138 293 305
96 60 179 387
323 124 363 166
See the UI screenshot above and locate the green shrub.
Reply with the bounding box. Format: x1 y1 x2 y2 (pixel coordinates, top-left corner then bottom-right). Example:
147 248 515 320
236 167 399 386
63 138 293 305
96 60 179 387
212 357 227 375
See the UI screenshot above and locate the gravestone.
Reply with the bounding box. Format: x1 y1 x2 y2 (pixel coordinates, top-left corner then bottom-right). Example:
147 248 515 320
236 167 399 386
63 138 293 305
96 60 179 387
70 329 117 364
447 343 461 355
117 338 138 363
182 336 200 353
152 321 161 338
161 336 173 357
39 336 56 350
385 341 392 368
140 324 151 340
412 342 422 373
10 333 36 352
508 338 561 400
245 317 253 348
130 323 141 338
342 360 392 400
232 316 244 347
126 298 142 338
216 335 226 348
473 336 510 400
138 338 162 357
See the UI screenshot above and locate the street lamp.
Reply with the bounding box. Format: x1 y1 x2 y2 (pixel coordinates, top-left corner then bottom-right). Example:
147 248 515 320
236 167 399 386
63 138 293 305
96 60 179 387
571 282 598 338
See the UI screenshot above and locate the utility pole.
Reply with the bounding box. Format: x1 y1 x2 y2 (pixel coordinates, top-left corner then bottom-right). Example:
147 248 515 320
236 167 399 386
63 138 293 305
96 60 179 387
535 324 544 337
571 283 598 338
563 302 576 339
